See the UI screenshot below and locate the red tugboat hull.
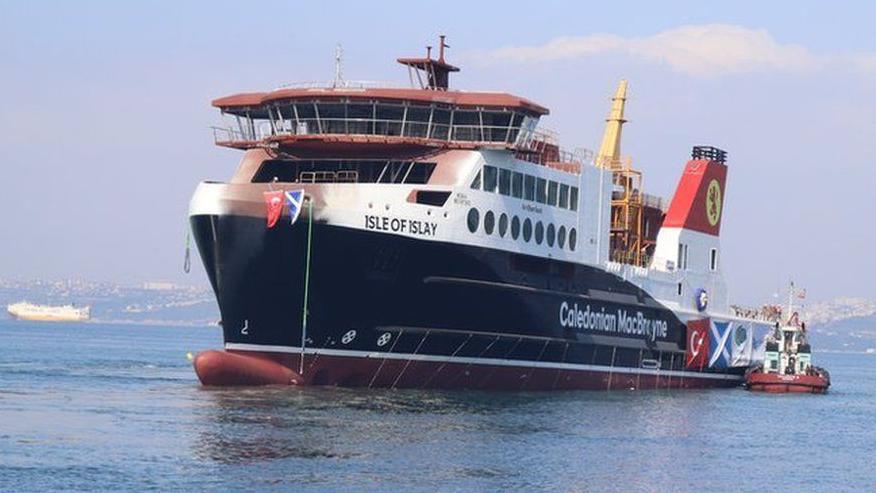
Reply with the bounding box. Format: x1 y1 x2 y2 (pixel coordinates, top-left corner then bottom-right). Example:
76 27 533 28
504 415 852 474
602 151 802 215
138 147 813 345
746 372 829 394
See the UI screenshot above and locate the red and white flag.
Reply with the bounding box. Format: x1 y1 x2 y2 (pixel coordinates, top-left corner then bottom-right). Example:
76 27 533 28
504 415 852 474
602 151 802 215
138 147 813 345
685 319 710 370
263 190 284 228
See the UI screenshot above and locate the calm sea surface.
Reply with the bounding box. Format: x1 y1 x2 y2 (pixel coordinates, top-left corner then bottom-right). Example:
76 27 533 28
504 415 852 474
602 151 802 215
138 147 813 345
1 320 874 492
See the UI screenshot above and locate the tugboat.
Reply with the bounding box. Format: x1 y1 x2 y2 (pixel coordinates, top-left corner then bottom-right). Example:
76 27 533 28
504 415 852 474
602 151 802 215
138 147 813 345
746 286 830 394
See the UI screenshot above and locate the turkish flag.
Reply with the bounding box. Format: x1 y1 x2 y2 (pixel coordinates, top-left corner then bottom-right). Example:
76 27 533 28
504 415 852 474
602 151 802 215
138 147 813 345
263 190 284 228
685 319 710 369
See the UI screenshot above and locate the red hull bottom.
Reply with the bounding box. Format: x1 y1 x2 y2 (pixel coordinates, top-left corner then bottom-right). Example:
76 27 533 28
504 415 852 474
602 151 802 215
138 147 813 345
746 372 829 394
193 349 742 391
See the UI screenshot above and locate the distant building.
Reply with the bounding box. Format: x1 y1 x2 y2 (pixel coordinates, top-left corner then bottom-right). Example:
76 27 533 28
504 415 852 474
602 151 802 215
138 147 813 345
142 282 176 291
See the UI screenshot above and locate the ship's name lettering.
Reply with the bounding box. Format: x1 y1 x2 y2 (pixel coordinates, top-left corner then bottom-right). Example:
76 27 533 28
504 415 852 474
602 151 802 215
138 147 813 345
559 301 668 342
522 203 543 214
365 215 437 236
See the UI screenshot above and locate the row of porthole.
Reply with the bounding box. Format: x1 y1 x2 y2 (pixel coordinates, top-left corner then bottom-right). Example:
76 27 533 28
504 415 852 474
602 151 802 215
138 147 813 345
467 208 577 251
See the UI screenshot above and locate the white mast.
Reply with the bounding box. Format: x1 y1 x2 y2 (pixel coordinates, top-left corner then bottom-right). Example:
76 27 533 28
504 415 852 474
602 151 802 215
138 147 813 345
333 44 344 88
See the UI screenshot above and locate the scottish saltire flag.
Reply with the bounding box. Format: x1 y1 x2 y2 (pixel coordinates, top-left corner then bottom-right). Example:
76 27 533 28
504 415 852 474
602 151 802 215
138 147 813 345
709 320 755 368
284 189 304 225
708 321 732 369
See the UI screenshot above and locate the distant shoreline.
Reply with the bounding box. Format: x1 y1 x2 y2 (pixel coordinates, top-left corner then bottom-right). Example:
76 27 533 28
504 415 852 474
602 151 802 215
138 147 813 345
4 317 220 329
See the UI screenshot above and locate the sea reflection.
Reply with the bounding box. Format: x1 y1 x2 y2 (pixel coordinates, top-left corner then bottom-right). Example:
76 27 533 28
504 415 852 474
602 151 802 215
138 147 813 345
190 384 710 466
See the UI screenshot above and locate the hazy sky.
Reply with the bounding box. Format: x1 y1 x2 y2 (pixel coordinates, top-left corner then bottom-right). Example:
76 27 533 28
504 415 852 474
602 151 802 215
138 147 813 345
2 1 875 303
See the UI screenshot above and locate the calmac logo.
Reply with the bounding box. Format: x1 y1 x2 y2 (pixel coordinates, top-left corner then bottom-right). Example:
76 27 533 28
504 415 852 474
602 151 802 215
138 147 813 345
706 179 722 226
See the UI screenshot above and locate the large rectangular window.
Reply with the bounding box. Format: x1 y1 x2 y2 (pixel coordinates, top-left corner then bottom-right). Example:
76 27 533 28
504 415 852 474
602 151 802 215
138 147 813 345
569 186 579 211
499 168 512 196
512 172 524 198
483 165 498 193
536 178 547 204
559 184 570 209
524 174 535 201
547 181 559 206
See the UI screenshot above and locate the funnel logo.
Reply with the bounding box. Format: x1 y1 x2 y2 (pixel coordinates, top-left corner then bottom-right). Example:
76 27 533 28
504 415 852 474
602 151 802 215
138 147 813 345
706 179 722 226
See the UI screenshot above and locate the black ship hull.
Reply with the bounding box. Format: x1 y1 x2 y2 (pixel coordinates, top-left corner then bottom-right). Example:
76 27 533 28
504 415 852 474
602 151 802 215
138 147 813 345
190 213 744 390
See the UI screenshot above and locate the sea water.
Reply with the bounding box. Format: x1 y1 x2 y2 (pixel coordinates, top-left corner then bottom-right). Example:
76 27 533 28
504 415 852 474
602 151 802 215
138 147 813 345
1 320 873 492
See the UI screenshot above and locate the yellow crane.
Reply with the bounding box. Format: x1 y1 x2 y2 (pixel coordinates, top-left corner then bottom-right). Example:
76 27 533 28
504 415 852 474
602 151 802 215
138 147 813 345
597 80 645 266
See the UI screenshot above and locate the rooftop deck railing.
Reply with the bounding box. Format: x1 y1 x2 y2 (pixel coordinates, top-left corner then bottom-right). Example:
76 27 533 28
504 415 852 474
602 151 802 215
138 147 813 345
212 119 592 173
213 117 530 146
274 80 408 91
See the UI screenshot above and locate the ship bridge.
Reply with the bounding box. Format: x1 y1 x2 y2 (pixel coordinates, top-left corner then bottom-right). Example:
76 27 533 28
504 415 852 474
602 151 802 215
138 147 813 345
208 37 576 168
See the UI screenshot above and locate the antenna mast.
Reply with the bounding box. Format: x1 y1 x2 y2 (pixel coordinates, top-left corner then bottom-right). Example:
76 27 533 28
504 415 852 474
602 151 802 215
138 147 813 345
333 44 345 88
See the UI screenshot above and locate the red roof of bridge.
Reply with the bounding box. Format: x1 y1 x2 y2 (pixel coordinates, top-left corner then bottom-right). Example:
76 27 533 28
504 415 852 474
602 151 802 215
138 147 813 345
212 87 549 116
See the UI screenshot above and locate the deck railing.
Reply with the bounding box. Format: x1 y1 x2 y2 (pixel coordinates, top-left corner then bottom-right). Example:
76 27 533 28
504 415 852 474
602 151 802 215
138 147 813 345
212 117 532 146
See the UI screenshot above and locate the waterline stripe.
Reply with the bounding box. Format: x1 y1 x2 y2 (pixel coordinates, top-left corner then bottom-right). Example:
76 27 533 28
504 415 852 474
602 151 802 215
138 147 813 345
224 342 742 381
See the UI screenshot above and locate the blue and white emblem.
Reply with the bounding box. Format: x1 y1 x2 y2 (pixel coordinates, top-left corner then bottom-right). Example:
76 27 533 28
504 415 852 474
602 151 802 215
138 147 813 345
709 320 753 368
695 288 709 312
284 189 305 224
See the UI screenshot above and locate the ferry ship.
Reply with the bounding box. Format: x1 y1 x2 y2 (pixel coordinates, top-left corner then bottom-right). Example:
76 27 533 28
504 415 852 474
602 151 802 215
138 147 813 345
7 302 91 322
190 37 775 390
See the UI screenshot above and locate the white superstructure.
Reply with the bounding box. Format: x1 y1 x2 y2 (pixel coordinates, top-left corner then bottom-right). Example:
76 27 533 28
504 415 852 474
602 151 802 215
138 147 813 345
7 301 91 322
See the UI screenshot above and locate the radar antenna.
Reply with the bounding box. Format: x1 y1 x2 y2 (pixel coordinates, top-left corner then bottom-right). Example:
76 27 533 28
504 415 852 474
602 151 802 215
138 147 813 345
397 35 460 90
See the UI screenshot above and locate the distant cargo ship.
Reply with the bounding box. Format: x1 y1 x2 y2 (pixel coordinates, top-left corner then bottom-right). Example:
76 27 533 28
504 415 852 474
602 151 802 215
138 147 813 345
6 302 91 322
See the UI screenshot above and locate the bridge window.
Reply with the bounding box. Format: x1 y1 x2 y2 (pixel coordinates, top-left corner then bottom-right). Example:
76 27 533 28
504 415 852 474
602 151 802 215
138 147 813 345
376 104 404 136
406 106 431 138
431 107 451 140
227 100 536 145
452 110 480 141
481 111 513 142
